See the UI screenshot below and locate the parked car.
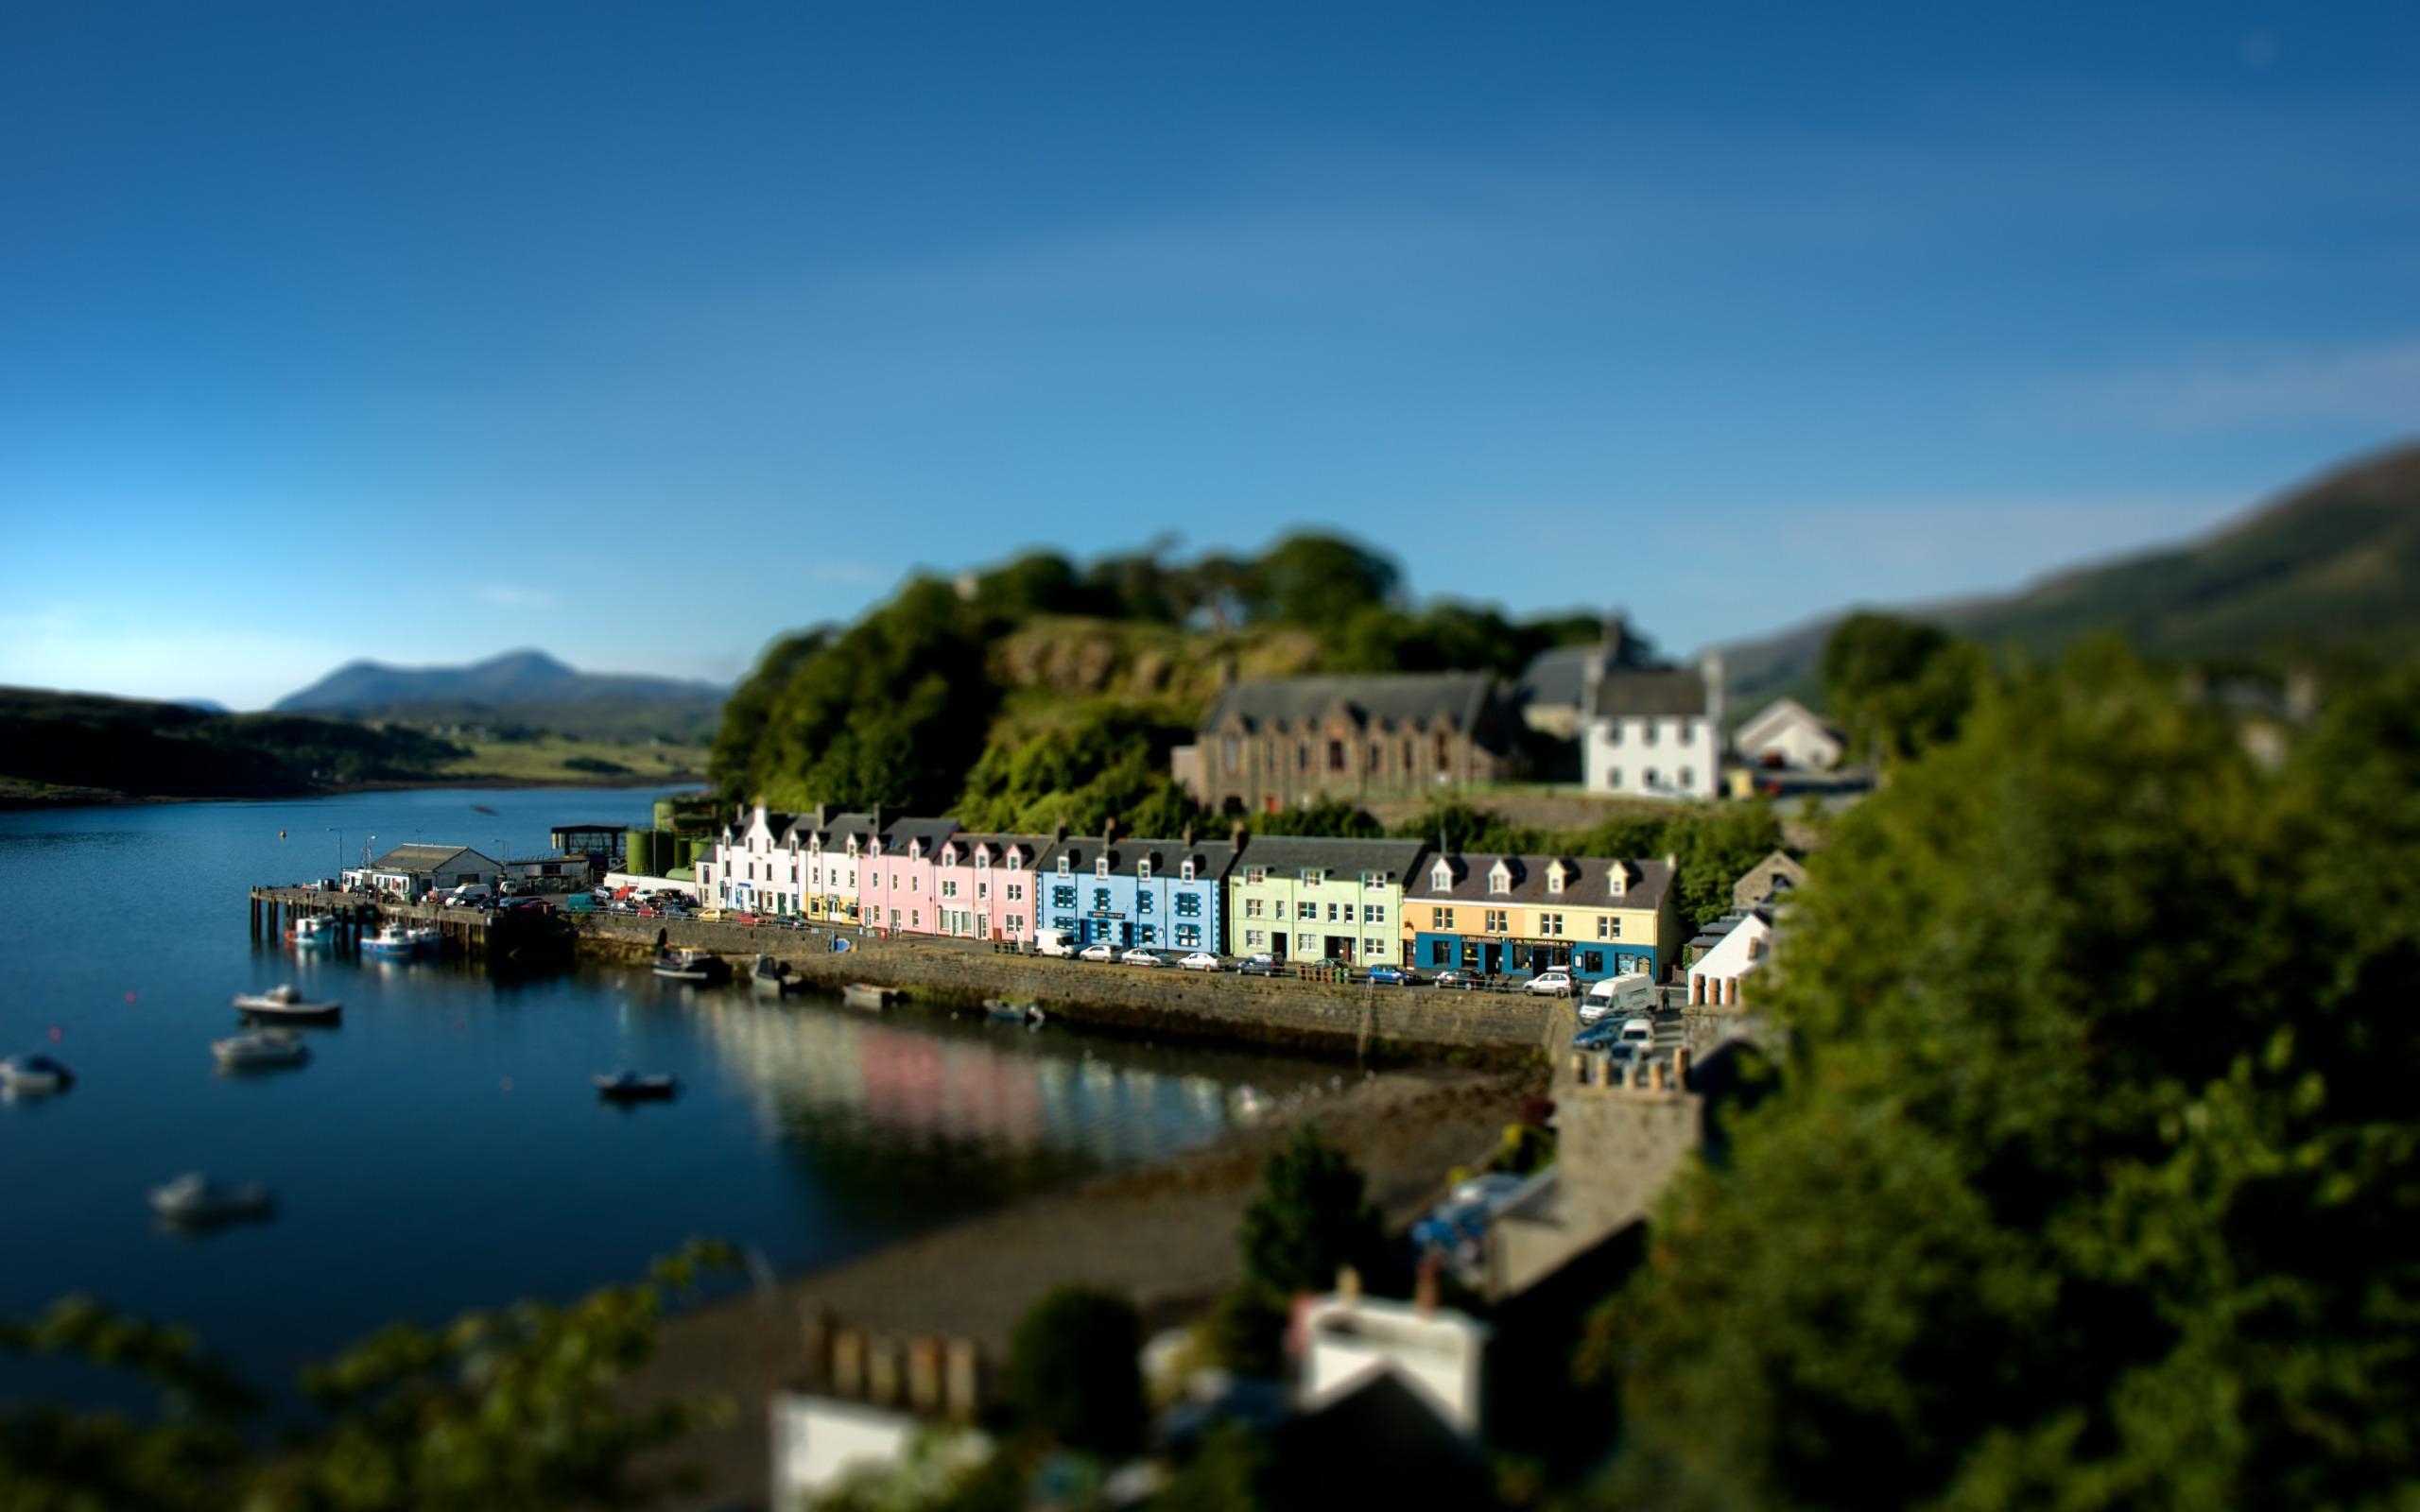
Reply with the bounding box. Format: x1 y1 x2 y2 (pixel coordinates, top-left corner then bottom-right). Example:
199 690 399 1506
1236 954 1282 977
1120 948 1167 968
1432 970 1481 990
729 912 765 926
1524 969 1576 997
1178 951 1222 971
1618 1016 1656 1046
696 907 725 922
1079 942 1118 963
1034 929 1079 958
1366 964 1421 986
1580 971 1656 1024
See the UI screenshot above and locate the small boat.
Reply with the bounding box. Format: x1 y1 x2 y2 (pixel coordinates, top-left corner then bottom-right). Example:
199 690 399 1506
652 949 727 983
361 921 420 957
149 1173 275 1226
751 954 808 996
212 1031 311 1070
982 997 1045 1025
0 1054 74 1095
406 925 441 954
840 982 899 1011
595 1070 680 1102
286 915 340 949
232 984 343 1022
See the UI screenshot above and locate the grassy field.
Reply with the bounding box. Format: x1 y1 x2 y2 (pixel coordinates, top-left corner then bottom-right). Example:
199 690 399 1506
436 734 709 784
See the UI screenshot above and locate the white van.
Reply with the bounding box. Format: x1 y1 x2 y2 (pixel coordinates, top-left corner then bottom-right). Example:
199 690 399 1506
1033 928 1078 958
1582 971 1655 1024
438 883 493 908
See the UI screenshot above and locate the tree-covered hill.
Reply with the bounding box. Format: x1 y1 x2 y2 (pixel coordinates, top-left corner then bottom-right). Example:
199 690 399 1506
708 534 1602 819
0 687 468 803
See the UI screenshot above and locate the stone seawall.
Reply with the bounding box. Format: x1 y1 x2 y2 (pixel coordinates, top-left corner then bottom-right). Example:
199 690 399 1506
577 915 1551 1062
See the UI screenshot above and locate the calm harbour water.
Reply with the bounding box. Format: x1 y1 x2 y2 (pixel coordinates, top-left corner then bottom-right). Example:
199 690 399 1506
0 787 1331 1400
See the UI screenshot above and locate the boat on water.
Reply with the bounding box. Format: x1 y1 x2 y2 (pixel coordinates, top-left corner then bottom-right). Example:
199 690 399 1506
232 984 343 1022
286 914 340 949
840 982 899 1010
751 954 808 996
0 1054 74 1095
361 921 420 957
595 1070 680 1102
149 1173 275 1226
652 948 728 983
212 1031 311 1070
982 997 1046 1025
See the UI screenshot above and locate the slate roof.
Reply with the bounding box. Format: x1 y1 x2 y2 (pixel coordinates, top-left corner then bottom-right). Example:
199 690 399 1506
1051 837 1239 882
1734 696 1844 747
936 832 1060 868
1591 666 1710 719
1200 672 1497 733
1413 850 1675 912
1517 644 1597 708
368 843 497 874
1232 834 1430 883
878 816 960 855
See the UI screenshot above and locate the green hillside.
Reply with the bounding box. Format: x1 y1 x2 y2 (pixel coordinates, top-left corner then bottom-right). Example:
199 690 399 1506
1723 440 2420 710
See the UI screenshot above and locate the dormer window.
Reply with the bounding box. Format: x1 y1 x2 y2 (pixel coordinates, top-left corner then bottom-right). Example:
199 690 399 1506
1137 860 1152 882
1547 865 1565 896
974 850 987 869
1008 852 1022 872
1181 860 1195 883
1488 861 1512 896
1431 862 1453 892
1057 855 1071 875
1608 864 1629 898
1301 868 1322 886
1096 859 1110 879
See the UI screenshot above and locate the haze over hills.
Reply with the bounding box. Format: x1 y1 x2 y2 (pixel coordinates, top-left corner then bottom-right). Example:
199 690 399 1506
1720 440 2420 710
274 650 725 742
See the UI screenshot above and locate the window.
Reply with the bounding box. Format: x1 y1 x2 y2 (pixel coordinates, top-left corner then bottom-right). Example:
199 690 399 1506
1429 940 1451 965
976 883 988 901
1055 915 1075 931
1139 924 1157 944
1245 929 1266 949
1605 724 1624 747
889 909 900 927
1221 735 1240 773
910 875 919 891
1579 949 1604 974
1645 767 1660 789
1245 898 1264 918
1643 722 1660 747
1327 739 1346 772
1606 767 1623 789
1008 854 1022 872
1547 868 1564 895
1364 937 1384 956
1138 891 1154 913
1058 855 1071 874
1678 766 1694 789
1342 903 1356 922
1540 912 1564 936
1176 924 1201 947
1301 868 1322 885
1367 904 1385 923
1007 883 1024 902
1007 915 1024 934
1297 932 1318 954
1368 741 1383 772
1092 888 1112 912
1488 866 1511 895
1246 867 1266 885
1297 742 1310 772
1360 869 1388 887
1176 892 1201 917
1431 906 1452 929
1430 864 1453 891
1096 859 1110 879
1485 909 1508 932
1181 861 1195 882
942 878 959 898
1435 731 1450 765
1137 860 1151 881
1680 718 1697 743
1271 900 1288 919
1598 915 1624 938
1052 885 1077 909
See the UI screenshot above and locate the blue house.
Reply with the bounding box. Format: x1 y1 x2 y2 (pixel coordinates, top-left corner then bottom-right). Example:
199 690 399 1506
1042 833 1237 954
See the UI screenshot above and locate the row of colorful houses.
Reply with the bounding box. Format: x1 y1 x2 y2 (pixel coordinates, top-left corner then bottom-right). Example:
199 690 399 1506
697 805 1685 981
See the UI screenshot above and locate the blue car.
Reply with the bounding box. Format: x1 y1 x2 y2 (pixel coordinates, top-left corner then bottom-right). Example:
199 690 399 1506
1365 964 1422 986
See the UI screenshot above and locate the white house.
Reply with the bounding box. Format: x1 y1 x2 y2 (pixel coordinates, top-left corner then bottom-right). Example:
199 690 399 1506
352 844 500 901
1688 907 1774 1007
1733 696 1846 770
1581 634 1723 802
1299 1280 1493 1438
700 803 816 917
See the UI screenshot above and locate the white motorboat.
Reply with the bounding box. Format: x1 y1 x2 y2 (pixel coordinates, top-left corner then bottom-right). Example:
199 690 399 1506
0 1054 74 1095
212 1031 312 1070
651 948 727 983
982 997 1045 1025
594 1070 680 1102
286 914 339 948
751 954 807 996
840 982 898 1010
232 984 343 1022
149 1173 275 1226
364 921 443 957
406 925 441 953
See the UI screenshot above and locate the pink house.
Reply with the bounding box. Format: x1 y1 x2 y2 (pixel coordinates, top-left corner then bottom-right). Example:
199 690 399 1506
933 833 1061 944
860 816 959 938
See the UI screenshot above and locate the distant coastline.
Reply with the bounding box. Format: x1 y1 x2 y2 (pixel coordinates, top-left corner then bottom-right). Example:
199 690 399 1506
0 770 708 813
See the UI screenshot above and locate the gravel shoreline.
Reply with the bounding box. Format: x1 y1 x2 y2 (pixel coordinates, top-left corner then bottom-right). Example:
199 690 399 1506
634 1059 1546 1508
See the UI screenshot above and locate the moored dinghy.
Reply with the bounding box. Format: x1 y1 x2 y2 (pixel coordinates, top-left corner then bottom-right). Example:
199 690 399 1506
0 1054 75 1095
982 998 1045 1025
840 982 899 1010
212 1031 312 1070
149 1173 275 1226
652 948 728 983
595 1070 680 1102
751 954 808 996
233 984 342 1022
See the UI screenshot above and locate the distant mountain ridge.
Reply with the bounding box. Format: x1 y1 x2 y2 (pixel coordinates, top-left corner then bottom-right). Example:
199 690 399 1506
1719 440 2420 710
274 650 725 742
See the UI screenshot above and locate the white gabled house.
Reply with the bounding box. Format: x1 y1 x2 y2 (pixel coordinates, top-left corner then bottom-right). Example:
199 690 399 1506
1733 696 1846 771
1577 618 1723 802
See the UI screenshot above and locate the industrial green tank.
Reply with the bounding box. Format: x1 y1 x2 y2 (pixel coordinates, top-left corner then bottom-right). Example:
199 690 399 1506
624 829 650 876
676 836 699 868
652 798 677 832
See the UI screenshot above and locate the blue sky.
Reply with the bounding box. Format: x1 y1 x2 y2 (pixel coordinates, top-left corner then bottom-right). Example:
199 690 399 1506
3 1 2414 708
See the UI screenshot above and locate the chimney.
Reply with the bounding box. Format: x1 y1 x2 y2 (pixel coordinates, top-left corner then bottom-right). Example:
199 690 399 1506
1337 1264 1362 1302
1231 820 1247 851
802 1306 838 1385
867 1337 902 1407
1413 1255 1442 1316
1183 824 1195 847
1650 1059 1668 1092
1054 817 1068 843
1570 1051 1589 1084
1663 850 1678 874
906 1336 943 1414
1674 1046 1693 1088
870 804 883 834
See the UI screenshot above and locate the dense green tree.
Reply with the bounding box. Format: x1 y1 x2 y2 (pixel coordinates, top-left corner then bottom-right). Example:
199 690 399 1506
1239 534 1403 630
954 702 1204 837
1237 1125 1385 1298
1 1245 737 1511
1002 1287 1148 1460
1663 803 1785 926
1820 610 1983 764
1583 644 2420 1511
967 552 1089 622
